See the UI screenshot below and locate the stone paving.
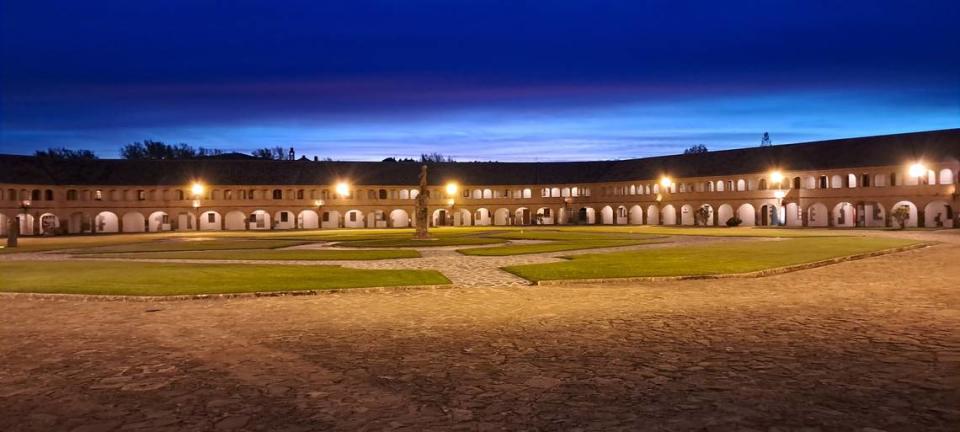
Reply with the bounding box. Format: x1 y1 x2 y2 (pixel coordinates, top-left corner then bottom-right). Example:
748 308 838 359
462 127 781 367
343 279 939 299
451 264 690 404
1 234 959 431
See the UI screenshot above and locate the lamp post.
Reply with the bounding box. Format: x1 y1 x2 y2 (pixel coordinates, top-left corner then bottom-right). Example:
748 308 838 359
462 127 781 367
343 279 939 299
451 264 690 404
771 171 785 226
335 182 350 228
445 182 458 226
20 199 32 236
191 182 204 231
909 162 927 186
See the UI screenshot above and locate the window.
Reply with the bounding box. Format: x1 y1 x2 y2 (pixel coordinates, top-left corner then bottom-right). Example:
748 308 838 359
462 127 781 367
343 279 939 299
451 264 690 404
44 190 54 200
31 190 41 200
379 189 388 199
322 212 330 222
138 190 146 201
176 190 184 200
367 190 376 199
95 190 103 201
349 212 357 222
248 214 257 222
280 212 289 222
207 213 216 223
66 190 78 201
819 176 828 189
272 189 283 200
248 189 255 199
861 174 871 187
224 190 232 200
297 189 304 200
543 208 551 217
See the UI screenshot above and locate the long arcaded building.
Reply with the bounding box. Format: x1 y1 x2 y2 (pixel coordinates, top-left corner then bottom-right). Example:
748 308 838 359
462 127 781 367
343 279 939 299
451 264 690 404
1 129 958 236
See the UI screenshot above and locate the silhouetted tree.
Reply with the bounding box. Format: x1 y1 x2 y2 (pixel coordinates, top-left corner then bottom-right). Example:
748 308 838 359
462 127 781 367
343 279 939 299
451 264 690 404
121 140 224 160
35 147 98 160
684 144 708 154
420 152 455 163
251 146 286 160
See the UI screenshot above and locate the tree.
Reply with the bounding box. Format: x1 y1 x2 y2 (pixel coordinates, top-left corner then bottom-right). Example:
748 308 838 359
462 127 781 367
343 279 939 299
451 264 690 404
891 205 911 229
34 147 98 160
120 140 223 160
694 206 711 226
420 152 455 163
684 144 708 154
252 146 286 160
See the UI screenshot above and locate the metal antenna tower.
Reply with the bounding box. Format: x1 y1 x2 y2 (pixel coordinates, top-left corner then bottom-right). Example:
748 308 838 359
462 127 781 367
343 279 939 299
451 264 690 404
760 132 772 147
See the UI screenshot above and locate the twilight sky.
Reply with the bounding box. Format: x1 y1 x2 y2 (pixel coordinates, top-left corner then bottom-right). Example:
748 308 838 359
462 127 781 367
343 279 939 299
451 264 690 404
1 1 958 161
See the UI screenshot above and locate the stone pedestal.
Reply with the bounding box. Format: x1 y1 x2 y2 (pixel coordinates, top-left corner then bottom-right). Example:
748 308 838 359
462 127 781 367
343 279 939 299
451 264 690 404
7 217 20 248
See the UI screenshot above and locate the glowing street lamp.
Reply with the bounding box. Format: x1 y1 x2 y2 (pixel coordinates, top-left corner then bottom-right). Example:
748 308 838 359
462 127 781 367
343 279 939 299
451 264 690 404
190 182 205 231
335 182 350 198
659 176 673 193
770 171 784 187
445 181 459 197
314 199 325 230
909 162 927 184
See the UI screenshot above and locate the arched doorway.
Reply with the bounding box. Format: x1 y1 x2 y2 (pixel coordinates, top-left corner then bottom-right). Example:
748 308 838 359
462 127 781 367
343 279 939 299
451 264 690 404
785 203 802 227
891 201 918 228
224 211 246 230
474 208 491 226
661 205 677 225
806 203 828 227
680 205 694 226
717 204 733 226
646 205 659 225
923 201 953 228
535 207 554 225
199 211 222 231
494 208 511 226
628 205 643 225
600 206 614 225
577 207 596 224
832 202 856 227
148 211 171 232
344 210 365 228
389 209 410 228
95 211 119 233
697 204 715 226
515 208 531 225
39 213 60 234
249 210 271 230
737 204 756 227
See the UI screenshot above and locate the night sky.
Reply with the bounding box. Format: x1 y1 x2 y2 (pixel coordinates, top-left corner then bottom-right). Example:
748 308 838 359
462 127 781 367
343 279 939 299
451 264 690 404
1 1 957 161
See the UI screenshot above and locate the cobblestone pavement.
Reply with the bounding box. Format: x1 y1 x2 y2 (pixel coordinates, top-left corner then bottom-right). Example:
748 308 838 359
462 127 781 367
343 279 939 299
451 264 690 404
1 237 959 431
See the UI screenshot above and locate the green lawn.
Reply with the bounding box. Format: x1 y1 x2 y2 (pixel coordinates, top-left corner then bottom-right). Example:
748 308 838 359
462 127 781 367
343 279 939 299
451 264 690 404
342 236 506 248
504 237 919 282
67 239 307 254
556 225 845 238
83 248 420 260
0 261 449 296
460 239 662 256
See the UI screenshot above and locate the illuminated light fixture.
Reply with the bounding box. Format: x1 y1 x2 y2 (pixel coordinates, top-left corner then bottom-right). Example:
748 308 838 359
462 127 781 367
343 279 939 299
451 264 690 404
774 190 786 199
192 199 201 209
314 199 325 207
659 176 672 188
908 162 927 178
335 182 350 197
191 182 205 196
445 181 459 196
770 171 784 184
447 198 455 207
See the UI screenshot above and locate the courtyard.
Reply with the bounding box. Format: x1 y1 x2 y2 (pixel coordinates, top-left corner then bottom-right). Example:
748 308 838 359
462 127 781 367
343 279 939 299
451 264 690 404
0 228 958 430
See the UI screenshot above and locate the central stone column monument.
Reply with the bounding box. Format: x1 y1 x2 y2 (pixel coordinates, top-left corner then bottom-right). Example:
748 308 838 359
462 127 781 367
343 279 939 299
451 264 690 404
414 164 430 239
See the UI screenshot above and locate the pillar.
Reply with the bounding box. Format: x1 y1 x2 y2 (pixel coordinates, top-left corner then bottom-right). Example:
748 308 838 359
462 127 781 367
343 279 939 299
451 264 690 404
7 217 19 247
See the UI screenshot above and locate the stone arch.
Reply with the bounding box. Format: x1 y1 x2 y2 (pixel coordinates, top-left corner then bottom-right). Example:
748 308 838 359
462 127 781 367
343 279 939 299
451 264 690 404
628 205 643 225
737 204 756 226
344 209 365 228
661 205 677 225
785 203 802 227
494 208 511 226
121 211 146 233
680 204 695 226
298 210 320 229
515 207 532 225
473 208 491 226
68 212 91 234
249 210 271 230
717 204 734 226
0 213 7 236
615 205 628 224
147 211 171 232
38 213 59 234
199 211 223 231
432 208 451 227
577 207 596 224
535 207 555 225
736 179 746 191
830 175 843 189
95 211 119 233
832 202 856 227
600 206 614 225
457 208 472 226
224 211 246 230
389 209 410 228
645 204 659 225
939 169 954 185
273 210 296 229
804 176 816 189
697 204 715 226
891 201 918 228
862 202 886 227
923 200 953 227
806 203 829 227
483 189 493 199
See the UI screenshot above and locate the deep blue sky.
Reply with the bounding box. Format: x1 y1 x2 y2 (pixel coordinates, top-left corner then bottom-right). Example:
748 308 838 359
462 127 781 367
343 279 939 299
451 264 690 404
1 1 958 161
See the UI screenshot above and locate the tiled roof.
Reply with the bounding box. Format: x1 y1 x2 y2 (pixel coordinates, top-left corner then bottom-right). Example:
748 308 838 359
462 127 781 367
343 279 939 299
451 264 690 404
1 129 958 186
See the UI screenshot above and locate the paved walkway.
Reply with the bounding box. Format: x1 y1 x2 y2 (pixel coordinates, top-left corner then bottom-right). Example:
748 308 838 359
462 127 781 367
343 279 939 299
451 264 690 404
0 240 958 431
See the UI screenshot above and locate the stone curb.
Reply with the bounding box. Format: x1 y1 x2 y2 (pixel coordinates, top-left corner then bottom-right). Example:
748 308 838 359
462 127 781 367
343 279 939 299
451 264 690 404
532 242 931 286
0 284 455 302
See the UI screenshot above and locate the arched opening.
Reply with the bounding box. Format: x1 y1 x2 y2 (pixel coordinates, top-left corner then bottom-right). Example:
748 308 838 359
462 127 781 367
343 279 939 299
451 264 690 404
696 204 715 226
272 210 295 229
148 211 171 232
615 205 628 224
628 205 643 225
861 202 886 227
121 212 145 233
199 211 222 231
736 179 746 191
737 204 756 226
661 205 677 225
0 213 7 236
298 210 320 229
785 203 802 227
494 208 511 226
832 202 856 227
830 175 843 189
646 205 659 225
600 206 614 225
38 213 60 234
95 211 119 233
577 207 596 224
515 207 531 225
717 204 734 226
923 201 953 228
16 213 35 235
806 203 829 227
249 210 271 230
68 212 91 234
680 204 694 226
939 169 955 185
474 208 491 226
891 201 918 228
536 207 554 225
432 208 450 227
224 211 246 230
389 209 410 228
344 210 365 228
456 208 472 226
